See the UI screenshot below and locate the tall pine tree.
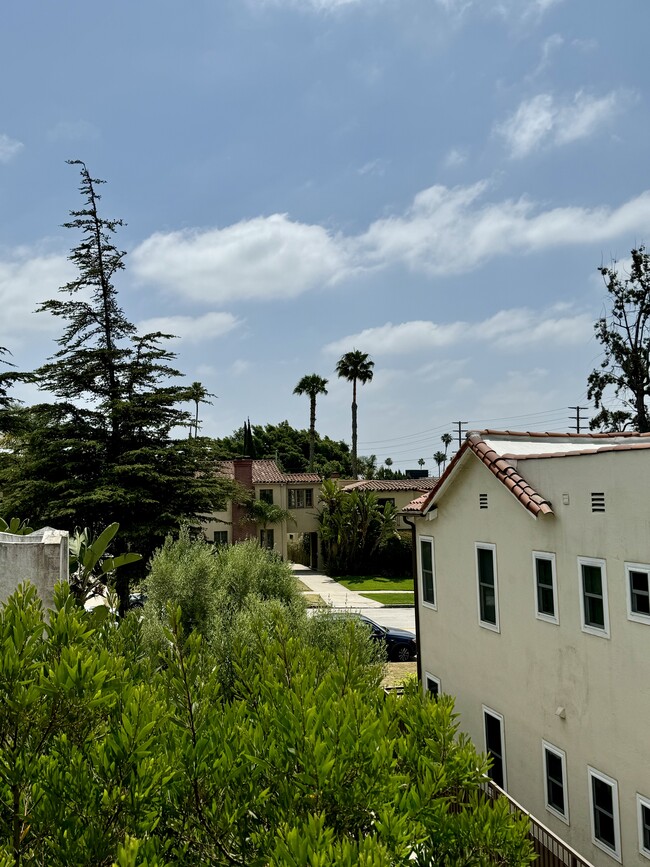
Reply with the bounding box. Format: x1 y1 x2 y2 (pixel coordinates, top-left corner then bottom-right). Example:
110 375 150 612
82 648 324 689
1 162 231 606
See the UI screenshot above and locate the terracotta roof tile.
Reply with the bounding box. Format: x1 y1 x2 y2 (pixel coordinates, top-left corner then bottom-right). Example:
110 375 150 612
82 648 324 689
468 434 553 517
217 459 322 484
403 493 430 512
343 478 438 493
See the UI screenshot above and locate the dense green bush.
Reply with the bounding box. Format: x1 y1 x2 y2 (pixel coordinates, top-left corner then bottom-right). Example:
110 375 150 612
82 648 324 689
0 548 535 865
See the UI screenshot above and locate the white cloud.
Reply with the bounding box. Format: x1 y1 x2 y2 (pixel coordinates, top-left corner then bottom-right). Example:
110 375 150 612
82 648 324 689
0 134 24 164
137 312 240 343
442 147 467 168
231 359 252 376
496 89 634 158
131 214 351 303
358 157 389 176
132 182 650 300
0 251 73 347
323 307 593 356
356 183 650 275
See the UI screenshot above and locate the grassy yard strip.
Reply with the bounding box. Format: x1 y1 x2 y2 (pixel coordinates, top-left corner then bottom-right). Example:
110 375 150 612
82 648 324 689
303 593 327 607
295 578 313 592
359 591 414 606
336 575 413 591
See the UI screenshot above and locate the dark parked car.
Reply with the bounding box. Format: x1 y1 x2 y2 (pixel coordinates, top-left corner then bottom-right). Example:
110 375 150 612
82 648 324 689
354 614 417 662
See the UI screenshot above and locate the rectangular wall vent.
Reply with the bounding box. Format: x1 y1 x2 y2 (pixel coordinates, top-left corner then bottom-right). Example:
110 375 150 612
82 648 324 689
591 492 606 513
479 493 488 509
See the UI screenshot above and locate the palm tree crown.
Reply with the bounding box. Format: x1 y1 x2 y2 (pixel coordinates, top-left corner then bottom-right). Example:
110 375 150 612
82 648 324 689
336 350 374 477
293 374 329 471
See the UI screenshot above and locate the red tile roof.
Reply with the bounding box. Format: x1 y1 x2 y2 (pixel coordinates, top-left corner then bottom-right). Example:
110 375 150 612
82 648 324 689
342 478 438 493
402 493 430 512
468 434 553 517
218 460 322 484
410 429 650 518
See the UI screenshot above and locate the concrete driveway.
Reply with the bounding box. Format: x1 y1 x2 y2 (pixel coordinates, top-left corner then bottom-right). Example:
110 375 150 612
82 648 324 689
292 563 416 632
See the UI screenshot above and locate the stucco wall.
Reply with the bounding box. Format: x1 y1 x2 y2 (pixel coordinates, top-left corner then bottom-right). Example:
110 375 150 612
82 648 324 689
415 450 650 866
0 528 69 610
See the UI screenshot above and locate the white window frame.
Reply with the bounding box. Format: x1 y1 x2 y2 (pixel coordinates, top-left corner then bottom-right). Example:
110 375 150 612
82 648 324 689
424 672 441 698
578 557 610 638
418 536 437 610
476 543 499 632
626 562 650 625
637 793 650 859
542 740 569 824
533 551 559 624
483 706 507 791
588 766 621 862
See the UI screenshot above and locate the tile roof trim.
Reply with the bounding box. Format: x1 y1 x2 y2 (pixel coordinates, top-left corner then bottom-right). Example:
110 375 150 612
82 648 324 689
504 442 650 461
479 429 650 440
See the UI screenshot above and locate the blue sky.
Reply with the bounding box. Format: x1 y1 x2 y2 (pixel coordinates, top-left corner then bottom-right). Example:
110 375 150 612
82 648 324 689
2 0 649 470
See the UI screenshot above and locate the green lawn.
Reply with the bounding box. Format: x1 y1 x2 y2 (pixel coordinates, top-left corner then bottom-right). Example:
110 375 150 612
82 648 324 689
360 592 414 606
336 575 413 591
303 593 327 608
295 578 312 592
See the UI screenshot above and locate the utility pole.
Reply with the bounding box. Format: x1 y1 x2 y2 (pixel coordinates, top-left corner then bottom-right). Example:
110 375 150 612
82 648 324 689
453 421 468 449
568 406 588 434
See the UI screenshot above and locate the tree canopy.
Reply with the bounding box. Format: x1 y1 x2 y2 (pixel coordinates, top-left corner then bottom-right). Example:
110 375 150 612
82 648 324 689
588 246 650 432
0 545 535 865
213 420 354 476
0 162 231 605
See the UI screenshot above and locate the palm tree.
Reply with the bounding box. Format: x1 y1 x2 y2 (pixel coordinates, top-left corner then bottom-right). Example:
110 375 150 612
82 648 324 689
336 350 374 477
384 457 393 468
293 374 328 471
441 432 453 458
185 381 216 438
433 451 447 477
418 458 425 470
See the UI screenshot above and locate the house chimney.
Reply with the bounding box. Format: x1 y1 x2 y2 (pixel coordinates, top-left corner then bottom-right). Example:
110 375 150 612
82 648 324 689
232 458 255 543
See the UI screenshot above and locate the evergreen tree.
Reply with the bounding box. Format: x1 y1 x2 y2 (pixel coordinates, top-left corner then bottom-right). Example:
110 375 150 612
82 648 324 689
0 162 231 607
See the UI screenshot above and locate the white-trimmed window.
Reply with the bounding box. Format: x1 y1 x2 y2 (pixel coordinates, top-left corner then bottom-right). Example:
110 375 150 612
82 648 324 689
419 536 436 609
588 767 621 861
533 552 558 624
476 543 499 631
542 741 568 823
288 488 313 509
637 793 650 859
213 530 228 546
626 563 650 624
578 557 610 637
424 672 440 699
483 706 506 790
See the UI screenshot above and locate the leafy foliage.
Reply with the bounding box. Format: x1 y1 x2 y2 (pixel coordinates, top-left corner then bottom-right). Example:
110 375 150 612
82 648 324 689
588 246 650 432
213 420 354 476
0 576 534 866
68 522 142 605
317 479 400 576
0 163 231 601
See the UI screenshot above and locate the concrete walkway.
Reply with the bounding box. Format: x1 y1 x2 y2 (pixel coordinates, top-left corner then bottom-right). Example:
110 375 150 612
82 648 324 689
292 563 416 632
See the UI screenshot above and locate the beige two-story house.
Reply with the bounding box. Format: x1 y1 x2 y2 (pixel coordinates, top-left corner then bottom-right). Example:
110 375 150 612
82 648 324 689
409 430 650 867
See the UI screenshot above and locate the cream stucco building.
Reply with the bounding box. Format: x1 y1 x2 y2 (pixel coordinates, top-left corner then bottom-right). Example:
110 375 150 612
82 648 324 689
408 431 650 867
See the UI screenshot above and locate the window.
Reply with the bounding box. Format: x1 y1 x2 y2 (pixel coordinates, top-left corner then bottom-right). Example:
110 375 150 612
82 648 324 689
213 530 228 546
637 794 650 859
260 529 274 550
476 543 499 631
425 673 440 699
626 563 650 623
483 707 506 790
533 552 558 623
578 557 610 637
259 489 273 504
588 767 620 861
542 741 568 822
377 497 395 509
419 536 436 608
288 488 313 509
